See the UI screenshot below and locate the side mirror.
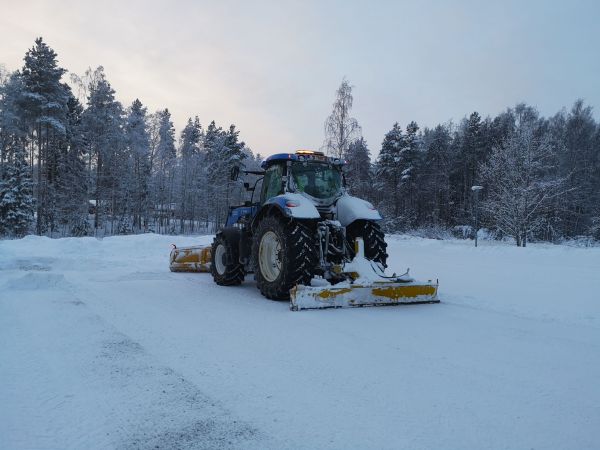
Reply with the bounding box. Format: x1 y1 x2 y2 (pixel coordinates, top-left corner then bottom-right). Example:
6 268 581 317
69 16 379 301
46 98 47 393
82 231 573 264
230 166 240 181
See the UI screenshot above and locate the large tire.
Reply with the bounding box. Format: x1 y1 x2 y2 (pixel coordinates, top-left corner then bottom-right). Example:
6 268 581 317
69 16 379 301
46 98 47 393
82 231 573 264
253 216 316 300
211 232 245 286
346 220 388 268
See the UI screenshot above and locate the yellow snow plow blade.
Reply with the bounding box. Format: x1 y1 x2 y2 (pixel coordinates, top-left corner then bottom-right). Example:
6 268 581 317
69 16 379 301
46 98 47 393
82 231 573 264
169 245 212 273
290 280 439 311
289 237 439 310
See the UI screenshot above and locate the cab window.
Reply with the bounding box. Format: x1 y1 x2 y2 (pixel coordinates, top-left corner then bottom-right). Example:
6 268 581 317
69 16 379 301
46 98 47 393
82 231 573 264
291 161 342 199
261 164 284 203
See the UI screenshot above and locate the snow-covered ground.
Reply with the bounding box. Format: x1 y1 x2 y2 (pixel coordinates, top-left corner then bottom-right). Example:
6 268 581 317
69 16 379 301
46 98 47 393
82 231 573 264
1 234 599 449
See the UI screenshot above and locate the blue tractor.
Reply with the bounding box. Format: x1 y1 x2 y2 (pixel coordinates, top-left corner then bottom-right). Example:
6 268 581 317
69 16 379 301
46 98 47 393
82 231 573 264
171 150 438 310
212 150 384 295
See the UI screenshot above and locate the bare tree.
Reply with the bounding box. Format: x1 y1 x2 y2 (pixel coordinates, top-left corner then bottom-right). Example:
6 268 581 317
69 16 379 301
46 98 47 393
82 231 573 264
0 64 9 85
69 66 104 105
323 79 361 158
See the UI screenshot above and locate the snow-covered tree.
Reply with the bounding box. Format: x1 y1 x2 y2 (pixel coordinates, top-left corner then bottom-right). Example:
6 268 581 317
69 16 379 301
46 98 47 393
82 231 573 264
479 108 566 246
0 144 34 237
374 123 405 229
125 99 151 231
178 116 203 232
81 68 125 232
0 73 28 175
375 122 423 230
151 108 177 232
400 121 423 216
20 37 70 234
560 100 598 236
323 79 361 158
343 137 371 200
420 124 453 225
201 121 248 229
54 93 89 236
450 112 488 221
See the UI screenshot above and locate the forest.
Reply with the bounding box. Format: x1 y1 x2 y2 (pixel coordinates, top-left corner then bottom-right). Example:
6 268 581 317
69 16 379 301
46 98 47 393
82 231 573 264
1 38 599 245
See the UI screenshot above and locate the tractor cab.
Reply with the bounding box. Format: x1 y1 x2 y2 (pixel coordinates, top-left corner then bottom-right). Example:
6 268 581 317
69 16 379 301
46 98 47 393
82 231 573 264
260 150 345 205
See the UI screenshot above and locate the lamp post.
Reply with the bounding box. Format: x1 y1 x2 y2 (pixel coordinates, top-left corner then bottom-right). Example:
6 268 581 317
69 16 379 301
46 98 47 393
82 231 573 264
471 185 483 247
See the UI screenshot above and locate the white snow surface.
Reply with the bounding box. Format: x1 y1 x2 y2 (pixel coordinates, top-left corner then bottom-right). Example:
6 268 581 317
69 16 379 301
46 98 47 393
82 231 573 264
1 234 599 449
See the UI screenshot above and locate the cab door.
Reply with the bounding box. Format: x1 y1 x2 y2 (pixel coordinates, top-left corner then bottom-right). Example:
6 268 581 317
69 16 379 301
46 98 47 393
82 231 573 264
260 164 284 203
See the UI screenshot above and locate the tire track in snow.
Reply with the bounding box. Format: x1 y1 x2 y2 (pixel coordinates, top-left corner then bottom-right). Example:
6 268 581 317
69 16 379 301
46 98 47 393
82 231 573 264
0 269 266 450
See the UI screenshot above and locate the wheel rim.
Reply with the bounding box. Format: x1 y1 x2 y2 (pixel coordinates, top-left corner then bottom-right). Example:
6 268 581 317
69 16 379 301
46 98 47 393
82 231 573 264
259 231 282 282
214 243 226 275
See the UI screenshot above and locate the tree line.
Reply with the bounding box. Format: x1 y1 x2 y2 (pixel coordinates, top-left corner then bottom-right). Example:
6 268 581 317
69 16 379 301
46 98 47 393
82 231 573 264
326 80 600 245
0 38 260 238
1 39 599 245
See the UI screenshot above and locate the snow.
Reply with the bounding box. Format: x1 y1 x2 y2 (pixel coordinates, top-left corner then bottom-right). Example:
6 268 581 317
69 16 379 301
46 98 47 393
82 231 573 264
1 234 599 449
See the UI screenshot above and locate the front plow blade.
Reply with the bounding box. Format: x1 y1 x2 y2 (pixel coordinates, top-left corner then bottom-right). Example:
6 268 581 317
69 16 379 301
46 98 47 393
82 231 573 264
169 245 212 272
290 281 439 311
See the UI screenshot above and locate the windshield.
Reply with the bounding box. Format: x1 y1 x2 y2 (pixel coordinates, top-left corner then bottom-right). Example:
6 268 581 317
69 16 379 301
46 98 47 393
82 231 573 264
291 161 343 199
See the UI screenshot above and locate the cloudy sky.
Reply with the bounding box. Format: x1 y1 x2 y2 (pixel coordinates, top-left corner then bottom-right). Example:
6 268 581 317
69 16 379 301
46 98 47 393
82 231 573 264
1 0 599 157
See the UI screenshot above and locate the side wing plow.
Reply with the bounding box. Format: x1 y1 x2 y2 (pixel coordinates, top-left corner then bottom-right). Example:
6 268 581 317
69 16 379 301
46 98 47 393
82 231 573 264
169 244 212 273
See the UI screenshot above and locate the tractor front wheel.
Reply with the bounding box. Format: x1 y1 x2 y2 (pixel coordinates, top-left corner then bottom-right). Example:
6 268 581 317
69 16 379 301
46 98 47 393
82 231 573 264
253 216 316 300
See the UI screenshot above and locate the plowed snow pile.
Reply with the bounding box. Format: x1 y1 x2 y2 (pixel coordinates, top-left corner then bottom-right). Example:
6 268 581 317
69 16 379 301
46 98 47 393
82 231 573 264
1 234 599 449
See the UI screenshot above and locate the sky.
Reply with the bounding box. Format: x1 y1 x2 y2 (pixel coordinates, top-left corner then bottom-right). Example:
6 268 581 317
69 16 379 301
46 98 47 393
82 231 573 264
1 0 599 158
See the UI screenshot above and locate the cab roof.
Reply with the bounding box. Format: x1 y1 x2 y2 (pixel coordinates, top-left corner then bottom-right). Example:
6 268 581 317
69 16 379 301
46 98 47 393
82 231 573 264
261 150 345 169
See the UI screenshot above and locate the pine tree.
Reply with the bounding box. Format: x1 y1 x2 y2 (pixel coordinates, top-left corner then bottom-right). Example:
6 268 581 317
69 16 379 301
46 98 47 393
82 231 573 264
421 124 453 225
0 145 34 237
375 123 404 229
81 68 125 232
153 108 177 232
180 117 202 158
0 72 33 237
55 93 89 236
178 116 203 232
451 111 486 222
125 99 151 231
343 137 371 200
156 108 176 162
197 121 249 229
20 37 70 234
400 121 422 222
559 100 598 236
0 73 28 175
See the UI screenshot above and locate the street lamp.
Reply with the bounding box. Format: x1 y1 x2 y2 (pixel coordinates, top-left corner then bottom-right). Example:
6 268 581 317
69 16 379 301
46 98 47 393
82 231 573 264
471 185 483 247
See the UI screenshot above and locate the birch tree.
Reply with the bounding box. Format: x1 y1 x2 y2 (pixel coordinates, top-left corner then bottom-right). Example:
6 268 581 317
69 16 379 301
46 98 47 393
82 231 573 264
323 79 361 158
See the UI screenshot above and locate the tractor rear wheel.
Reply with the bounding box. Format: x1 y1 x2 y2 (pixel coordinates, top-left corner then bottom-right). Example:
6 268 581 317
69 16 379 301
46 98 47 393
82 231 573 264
253 216 316 300
211 232 245 285
346 220 388 268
